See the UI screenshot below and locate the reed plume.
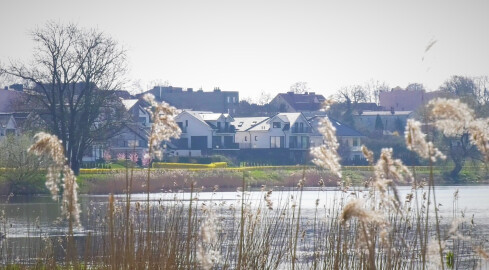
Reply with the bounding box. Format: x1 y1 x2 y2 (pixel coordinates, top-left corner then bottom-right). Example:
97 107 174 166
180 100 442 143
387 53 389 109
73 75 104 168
28 132 80 226
405 119 446 162
143 93 181 159
340 198 383 225
429 98 474 136
311 100 342 177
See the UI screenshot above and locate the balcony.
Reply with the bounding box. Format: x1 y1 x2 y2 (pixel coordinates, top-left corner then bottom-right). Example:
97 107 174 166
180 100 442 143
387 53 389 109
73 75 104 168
215 126 236 133
213 142 239 150
291 127 312 133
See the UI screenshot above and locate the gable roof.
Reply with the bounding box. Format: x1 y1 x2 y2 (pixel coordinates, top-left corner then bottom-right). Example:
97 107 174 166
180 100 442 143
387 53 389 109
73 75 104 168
274 92 326 111
121 99 139 111
233 117 269 131
308 115 364 137
242 112 311 132
331 119 364 137
0 113 15 128
0 89 27 112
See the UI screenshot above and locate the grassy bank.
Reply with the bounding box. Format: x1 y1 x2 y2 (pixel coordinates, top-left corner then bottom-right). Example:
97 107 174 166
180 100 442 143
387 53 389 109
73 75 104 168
76 165 489 194
1 165 488 195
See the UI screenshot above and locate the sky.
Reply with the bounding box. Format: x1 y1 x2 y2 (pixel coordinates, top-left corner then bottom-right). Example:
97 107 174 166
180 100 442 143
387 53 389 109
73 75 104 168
1 0 488 101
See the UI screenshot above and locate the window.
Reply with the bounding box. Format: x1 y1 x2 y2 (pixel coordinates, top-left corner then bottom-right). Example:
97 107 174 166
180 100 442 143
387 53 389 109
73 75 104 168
270 136 284 148
289 136 297 148
185 120 188 127
127 140 139 147
353 138 358 147
272 122 281 128
245 136 248 141
227 97 231 103
301 136 309 149
255 136 258 141
233 97 237 103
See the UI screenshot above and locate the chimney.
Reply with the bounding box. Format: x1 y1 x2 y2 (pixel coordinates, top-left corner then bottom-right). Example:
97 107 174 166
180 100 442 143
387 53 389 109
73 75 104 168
187 88 193 92
309 92 315 95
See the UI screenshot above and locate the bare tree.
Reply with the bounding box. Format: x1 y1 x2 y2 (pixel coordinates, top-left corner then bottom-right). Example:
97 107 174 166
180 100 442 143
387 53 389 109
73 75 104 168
474 76 489 104
1 22 128 174
257 91 272 106
290 81 309 94
336 85 368 104
439 75 477 97
364 79 389 104
406 83 425 92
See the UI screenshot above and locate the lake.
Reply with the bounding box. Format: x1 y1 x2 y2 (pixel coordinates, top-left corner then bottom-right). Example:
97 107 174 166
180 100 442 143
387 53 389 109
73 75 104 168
0 185 488 267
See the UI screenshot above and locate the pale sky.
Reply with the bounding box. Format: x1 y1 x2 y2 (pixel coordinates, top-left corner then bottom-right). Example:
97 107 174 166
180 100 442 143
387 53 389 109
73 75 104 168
1 0 488 100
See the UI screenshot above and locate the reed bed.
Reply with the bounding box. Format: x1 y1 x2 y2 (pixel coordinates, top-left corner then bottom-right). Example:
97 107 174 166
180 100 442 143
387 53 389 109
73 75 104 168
0 176 488 269
1 97 489 269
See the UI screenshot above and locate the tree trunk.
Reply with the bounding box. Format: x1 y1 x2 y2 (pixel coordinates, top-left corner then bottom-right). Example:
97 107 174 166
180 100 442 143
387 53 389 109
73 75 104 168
450 160 463 180
71 158 81 176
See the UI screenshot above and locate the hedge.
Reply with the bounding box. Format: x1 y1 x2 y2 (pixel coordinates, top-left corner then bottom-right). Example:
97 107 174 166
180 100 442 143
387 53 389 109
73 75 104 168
152 162 228 169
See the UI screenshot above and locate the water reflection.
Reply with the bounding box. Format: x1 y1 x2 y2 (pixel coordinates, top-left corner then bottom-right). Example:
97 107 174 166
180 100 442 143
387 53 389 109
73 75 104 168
0 185 488 263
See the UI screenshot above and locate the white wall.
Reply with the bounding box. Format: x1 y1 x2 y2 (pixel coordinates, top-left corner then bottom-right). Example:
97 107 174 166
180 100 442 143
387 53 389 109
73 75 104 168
175 112 213 148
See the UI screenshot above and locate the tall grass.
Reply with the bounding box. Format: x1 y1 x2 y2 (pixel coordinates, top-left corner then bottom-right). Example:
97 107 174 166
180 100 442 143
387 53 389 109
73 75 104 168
0 98 489 269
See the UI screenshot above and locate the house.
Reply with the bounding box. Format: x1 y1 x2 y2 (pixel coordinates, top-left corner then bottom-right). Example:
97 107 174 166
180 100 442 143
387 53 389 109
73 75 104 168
83 97 151 162
121 99 151 127
353 110 413 135
0 87 29 113
234 113 312 150
170 111 238 157
0 113 18 139
308 115 366 161
269 92 326 112
88 124 150 162
379 87 442 111
140 86 239 115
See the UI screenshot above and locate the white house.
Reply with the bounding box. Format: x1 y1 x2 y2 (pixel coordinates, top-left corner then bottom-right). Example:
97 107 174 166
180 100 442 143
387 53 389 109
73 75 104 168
171 111 238 157
0 113 18 139
234 113 312 150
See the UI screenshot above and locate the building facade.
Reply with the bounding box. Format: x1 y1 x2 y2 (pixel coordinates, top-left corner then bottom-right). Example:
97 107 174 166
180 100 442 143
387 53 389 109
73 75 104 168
142 86 239 115
379 87 442 111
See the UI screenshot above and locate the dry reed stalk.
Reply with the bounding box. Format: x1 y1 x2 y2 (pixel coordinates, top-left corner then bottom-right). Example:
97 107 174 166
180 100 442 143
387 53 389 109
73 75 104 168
28 132 81 229
310 100 342 178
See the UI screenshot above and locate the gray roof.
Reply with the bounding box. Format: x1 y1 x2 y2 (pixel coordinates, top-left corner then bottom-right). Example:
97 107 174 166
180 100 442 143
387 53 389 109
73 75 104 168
0 113 14 128
356 110 412 116
234 113 311 132
331 120 364 137
233 117 269 131
0 89 25 112
309 115 364 137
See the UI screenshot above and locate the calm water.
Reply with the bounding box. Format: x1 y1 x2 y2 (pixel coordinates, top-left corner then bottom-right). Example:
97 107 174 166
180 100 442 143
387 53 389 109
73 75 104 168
0 185 488 264
1 185 489 237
